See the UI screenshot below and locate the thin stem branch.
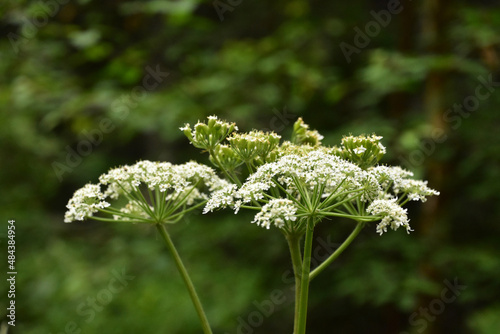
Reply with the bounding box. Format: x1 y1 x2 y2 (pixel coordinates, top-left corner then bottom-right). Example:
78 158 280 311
286 233 303 333
166 200 206 222
309 221 365 281
90 215 148 224
320 212 373 221
155 224 213 334
209 149 242 186
296 217 314 334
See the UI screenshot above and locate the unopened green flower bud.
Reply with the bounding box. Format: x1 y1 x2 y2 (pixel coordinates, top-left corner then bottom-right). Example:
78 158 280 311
291 117 324 147
337 134 386 169
180 115 238 151
180 123 193 142
228 130 281 164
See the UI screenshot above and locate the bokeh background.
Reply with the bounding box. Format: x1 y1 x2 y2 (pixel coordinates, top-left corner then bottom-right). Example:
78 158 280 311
1 0 500 333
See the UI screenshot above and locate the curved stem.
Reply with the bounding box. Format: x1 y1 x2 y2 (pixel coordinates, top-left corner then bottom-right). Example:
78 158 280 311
286 233 303 333
296 218 314 334
155 224 213 334
309 221 365 281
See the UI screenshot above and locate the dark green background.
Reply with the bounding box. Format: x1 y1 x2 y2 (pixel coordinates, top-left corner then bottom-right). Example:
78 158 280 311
1 0 499 333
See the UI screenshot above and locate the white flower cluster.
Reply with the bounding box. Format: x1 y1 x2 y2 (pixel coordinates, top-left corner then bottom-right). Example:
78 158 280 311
99 161 188 199
252 199 298 229
239 151 373 202
204 150 377 226
394 179 440 202
204 149 439 234
370 166 440 202
64 184 109 223
367 199 411 235
171 161 231 205
65 160 229 223
370 165 413 189
204 184 238 214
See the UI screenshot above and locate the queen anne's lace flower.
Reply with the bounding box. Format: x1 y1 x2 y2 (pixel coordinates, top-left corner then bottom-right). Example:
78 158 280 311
367 198 411 235
204 146 438 234
252 199 298 229
66 161 229 223
99 161 187 199
203 184 238 214
233 150 379 208
204 150 385 230
394 179 440 202
370 165 414 189
370 166 440 202
64 184 110 222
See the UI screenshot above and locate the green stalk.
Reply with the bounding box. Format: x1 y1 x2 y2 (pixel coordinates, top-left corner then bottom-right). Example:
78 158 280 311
209 149 242 186
155 224 213 334
309 222 364 281
296 218 315 334
286 233 303 333
320 212 373 221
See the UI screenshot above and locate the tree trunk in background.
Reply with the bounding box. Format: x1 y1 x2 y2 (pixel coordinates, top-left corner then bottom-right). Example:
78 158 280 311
387 0 417 121
418 0 453 333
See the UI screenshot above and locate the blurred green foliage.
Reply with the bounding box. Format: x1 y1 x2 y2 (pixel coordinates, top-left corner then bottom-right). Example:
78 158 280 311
1 0 500 333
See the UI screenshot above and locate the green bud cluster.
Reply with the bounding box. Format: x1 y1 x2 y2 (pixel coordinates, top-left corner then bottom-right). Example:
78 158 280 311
182 116 288 179
228 131 281 164
181 115 238 151
336 134 386 170
182 116 390 181
291 117 324 147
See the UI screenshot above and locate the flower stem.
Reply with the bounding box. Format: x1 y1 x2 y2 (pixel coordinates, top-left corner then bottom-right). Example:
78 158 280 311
296 218 314 334
155 223 213 334
309 221 364 281
286 233 303 333
209 149 242 186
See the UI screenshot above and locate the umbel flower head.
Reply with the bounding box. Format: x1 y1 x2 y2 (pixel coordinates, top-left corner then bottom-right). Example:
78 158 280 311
182 115 439 236
65 160 230 224
205 149 439 236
